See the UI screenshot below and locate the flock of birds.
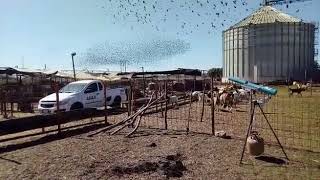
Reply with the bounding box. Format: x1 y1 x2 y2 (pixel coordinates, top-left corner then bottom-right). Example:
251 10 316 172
81 0 311 69
100 0 308 35
102 0 251 35
80 39 190 68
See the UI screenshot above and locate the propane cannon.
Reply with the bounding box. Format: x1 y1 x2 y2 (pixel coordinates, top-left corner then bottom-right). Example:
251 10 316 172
227 77 289 164
228 77 277 96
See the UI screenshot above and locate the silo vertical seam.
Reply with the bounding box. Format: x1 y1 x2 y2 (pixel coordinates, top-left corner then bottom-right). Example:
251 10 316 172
281 23 284 77
237 27 240 77
298 22 302 76
248 27 250 79
253 25 257 81
226 31 228 77
229 30 231 77
307 23 310 79
222 32 225 77
242 28 245 78
293 22 296 77
287 22 290 80
273 22 278 78
311 23 314 71
233 28 235 77
303 23 306 79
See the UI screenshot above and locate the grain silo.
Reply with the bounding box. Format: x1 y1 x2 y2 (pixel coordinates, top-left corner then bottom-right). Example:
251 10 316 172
222 5 316 83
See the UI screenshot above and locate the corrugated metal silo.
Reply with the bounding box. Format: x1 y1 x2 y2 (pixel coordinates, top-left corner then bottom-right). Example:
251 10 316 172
222 6 315 83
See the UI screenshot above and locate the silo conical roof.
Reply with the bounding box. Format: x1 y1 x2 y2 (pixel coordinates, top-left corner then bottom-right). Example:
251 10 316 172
231 6 301 28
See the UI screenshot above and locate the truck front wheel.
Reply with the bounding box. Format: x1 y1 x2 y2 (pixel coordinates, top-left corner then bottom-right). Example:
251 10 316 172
70 102 84 111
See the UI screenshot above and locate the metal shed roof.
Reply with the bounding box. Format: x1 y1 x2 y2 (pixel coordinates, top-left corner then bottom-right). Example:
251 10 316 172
231 6 301 28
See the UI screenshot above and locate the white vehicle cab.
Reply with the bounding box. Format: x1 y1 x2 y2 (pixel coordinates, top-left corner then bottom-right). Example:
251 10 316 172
38 80 127 114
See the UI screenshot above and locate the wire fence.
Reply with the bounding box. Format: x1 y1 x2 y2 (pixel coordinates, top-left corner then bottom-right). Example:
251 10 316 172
0 75 319 153
125 76 320 153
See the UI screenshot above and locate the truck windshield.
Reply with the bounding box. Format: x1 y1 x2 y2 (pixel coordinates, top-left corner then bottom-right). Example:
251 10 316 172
59 83 87 93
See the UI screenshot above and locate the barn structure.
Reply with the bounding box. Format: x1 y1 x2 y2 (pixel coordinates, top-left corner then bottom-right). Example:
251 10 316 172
222 5 318 83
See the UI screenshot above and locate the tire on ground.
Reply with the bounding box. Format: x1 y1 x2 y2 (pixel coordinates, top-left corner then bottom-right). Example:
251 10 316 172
112 96 121 107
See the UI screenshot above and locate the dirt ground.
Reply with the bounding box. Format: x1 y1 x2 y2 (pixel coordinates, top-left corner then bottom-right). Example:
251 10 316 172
0 87 319 179
0 120 319 180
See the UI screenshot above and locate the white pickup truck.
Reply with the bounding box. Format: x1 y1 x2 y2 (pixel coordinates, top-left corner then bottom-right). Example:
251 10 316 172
38 80 127 114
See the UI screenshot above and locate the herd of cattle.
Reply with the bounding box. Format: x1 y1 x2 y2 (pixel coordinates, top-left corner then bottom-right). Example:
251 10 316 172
190 85 251 111
288 81 311 96
132 80 311 112
143 81 252 111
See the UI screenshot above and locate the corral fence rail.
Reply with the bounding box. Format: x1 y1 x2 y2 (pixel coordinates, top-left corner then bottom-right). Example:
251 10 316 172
0 73 319 153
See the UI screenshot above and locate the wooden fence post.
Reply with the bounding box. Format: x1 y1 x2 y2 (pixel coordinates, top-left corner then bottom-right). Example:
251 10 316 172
211 76 215 135
131 80 135 114
160 81 164 117
6 74 8 84
128 81 132 117
55 83 61 134
104 82 108 125
200 76 205 122
164 79 168 130
187 93 192 134
0 89 3 115
310 79 313 96
155 89 158 112
184 74 186 104
3 91 8 119
10 102 13 117
193 75 196 91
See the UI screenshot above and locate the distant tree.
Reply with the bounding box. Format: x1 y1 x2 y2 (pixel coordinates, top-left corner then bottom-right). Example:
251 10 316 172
312 60 320 69
311 60 320 81
207 68 222 78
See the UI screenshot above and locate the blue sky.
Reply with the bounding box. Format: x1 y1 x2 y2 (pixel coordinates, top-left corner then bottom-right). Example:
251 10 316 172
0 0 319 72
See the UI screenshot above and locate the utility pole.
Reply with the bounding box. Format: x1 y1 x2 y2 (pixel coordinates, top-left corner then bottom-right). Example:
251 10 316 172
141 66 145 96
71 52 76 81
21 56 24 69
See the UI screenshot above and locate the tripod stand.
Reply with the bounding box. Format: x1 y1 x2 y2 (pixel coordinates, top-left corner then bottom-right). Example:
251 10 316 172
239 98 289 164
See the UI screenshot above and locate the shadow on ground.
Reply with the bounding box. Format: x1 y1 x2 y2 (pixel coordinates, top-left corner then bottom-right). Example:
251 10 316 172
0 123 107 154
255 156 287 165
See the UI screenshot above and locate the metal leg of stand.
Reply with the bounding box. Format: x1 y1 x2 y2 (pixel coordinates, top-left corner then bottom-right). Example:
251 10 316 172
240 102 256 164
257 103 289 160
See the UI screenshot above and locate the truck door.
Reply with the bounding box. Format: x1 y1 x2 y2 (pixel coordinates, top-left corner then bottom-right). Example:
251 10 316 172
84 83 99 108
105 88 114 106
96 82 104 107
